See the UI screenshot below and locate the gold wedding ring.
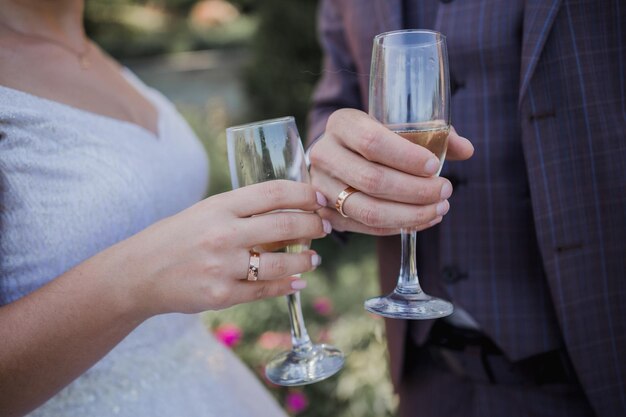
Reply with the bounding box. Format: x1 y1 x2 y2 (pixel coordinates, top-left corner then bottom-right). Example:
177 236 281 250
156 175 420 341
335 186 359 218
247 250 261 281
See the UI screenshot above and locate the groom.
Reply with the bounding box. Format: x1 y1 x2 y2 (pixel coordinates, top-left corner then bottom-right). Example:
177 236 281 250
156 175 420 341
306 1 626 417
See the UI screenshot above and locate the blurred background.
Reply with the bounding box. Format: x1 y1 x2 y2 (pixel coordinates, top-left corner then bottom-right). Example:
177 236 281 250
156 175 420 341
86 1 397 416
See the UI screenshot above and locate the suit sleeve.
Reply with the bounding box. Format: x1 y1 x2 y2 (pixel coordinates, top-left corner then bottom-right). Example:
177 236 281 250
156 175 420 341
306 0 364 146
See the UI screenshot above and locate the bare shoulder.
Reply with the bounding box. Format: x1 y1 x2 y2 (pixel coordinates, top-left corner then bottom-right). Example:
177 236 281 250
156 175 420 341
0 32 81 101
0 34 21 84
0 32 41 90
0 34 158 133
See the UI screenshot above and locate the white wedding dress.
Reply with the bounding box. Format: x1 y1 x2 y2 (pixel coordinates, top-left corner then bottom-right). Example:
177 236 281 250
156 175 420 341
0 70 287 417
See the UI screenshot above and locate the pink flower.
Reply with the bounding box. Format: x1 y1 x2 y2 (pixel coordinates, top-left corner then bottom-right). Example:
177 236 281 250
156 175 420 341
285 391 309 414
257 331 292 350
213 323 242 348
313 296 333 316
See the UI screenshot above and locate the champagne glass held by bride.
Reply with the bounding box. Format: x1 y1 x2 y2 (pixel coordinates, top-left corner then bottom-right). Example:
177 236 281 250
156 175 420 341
364 29 454 320
227 116 345 385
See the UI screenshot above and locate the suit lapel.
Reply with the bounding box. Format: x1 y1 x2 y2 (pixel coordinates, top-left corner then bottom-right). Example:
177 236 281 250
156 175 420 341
352 0 403 109
519 0 562 105
354 0 403 69
374 0 403 33
367 0 562 106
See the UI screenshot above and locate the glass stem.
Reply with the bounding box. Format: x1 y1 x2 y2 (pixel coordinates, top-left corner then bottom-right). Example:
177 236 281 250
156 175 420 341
395 230 423 294
286 292 313 352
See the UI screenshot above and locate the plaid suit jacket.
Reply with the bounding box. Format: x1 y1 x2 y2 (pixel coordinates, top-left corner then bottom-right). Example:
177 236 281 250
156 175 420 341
307 1 626 416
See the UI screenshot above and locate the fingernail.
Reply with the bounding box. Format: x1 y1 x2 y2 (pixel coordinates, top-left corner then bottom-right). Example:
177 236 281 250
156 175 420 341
425 157 440 175
291 279 307 290
436 200 450 216
322 219 332 234
316 191 327 207
311 254 322 267
440 182 453 200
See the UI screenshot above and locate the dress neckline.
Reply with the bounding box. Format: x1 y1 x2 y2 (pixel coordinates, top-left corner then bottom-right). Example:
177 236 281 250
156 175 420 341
0 67 163 141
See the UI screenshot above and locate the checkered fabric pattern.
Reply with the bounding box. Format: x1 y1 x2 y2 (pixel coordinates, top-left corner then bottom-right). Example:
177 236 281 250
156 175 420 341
307 1 626 416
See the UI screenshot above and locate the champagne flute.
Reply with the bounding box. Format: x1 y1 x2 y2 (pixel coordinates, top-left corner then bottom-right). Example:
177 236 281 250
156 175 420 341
227 116 344 385
364 30 454 320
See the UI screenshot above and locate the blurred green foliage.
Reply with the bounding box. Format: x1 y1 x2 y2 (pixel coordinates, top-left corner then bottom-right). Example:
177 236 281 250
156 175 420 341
87 1 396 415
85 0 256 58
86 0 321 134
204 257 397 417
242 0 322 135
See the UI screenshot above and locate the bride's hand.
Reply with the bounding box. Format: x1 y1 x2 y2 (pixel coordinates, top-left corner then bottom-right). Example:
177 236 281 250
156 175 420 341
109 180 330 316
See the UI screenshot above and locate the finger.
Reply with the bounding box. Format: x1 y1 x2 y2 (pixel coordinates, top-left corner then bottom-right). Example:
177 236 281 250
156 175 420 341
318 207 400 236
240 211 330 247
312 167 452 212
219 180 326 217
322 183 449 229
319 190 447 228
237 250 320 281
232 277 308 304
320 109 442 177
310 150 452 205
445 126 474 161
319 207 444 235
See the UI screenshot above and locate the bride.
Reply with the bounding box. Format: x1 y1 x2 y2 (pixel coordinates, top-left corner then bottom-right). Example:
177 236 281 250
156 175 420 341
0 1 330 416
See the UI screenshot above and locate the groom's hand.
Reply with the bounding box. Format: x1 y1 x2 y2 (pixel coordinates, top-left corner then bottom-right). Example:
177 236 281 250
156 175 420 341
309 108 474 235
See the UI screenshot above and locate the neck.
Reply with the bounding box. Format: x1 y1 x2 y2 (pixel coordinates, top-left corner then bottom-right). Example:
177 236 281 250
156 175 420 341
0 0 86 48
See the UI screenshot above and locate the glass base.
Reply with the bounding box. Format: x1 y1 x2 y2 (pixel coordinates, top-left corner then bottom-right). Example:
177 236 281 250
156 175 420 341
364 290 453 320
265 344 344 386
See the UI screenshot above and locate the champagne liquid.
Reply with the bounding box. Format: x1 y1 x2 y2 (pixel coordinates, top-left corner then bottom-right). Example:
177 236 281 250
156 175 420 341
259 239 310 254
392 123 450 176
